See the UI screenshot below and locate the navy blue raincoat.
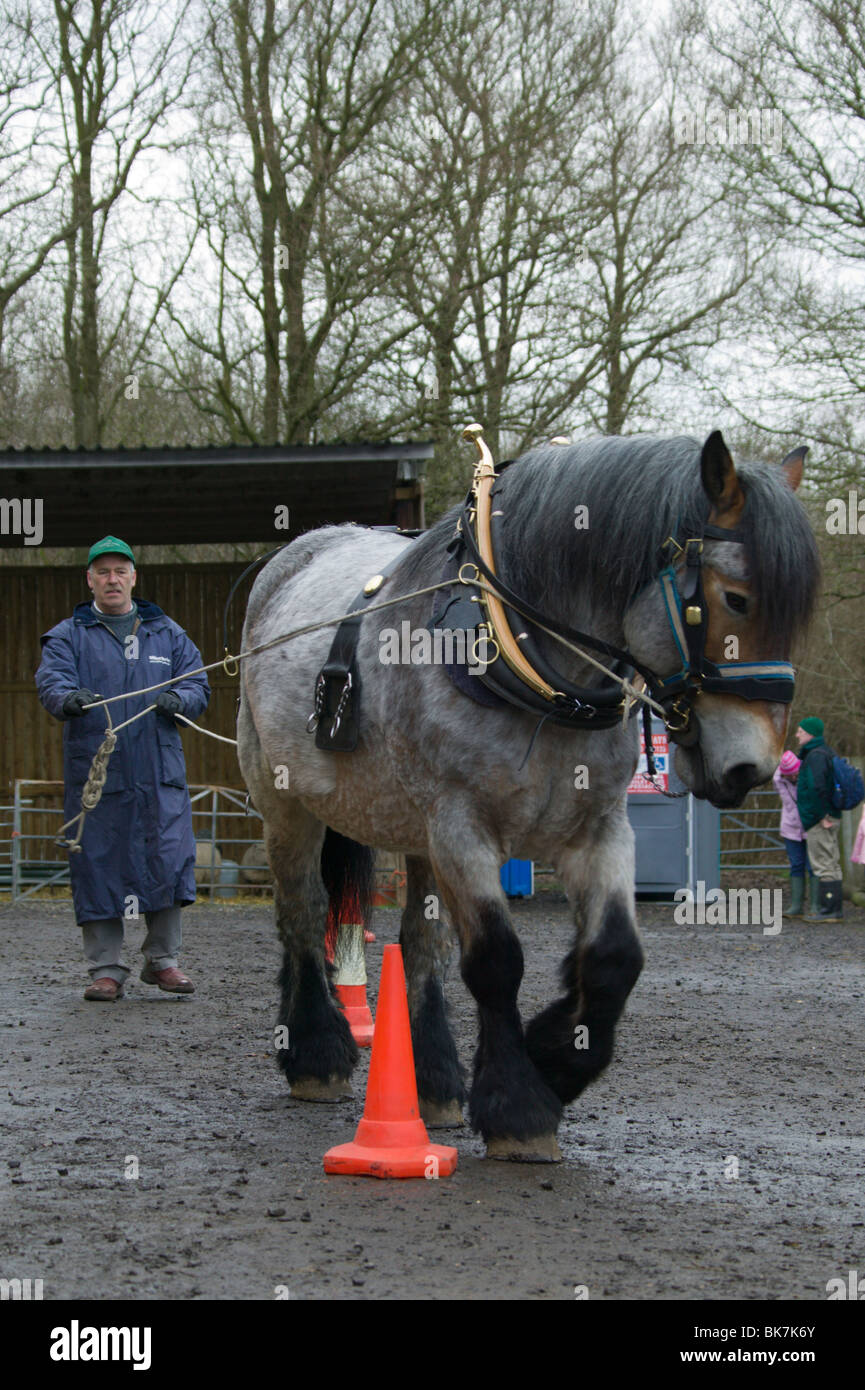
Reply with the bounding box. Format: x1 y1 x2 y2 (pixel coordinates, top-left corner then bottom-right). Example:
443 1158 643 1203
35 600 211 924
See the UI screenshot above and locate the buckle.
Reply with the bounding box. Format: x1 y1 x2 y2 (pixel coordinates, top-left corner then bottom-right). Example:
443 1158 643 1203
682 538 704 569
663 536 704 564
330 672 353 740
664 696 691 732
556 693 596 719
306 673 326 732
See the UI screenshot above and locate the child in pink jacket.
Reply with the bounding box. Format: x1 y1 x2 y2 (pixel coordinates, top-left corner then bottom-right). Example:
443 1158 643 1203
773 750 814 918
851 805 865 907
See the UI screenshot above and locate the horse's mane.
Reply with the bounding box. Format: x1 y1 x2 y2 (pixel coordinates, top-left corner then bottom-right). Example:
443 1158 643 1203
413 434 820 649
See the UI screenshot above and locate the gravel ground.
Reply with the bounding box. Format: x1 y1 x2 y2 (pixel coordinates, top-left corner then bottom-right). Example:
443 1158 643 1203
1 890 863 1301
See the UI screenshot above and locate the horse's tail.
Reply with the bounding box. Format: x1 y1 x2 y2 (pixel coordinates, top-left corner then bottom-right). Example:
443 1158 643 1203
320 827 375 958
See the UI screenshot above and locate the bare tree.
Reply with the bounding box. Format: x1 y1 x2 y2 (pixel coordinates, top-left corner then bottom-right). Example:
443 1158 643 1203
689 0 865 742
368 2 766 514
162 0 445 445
1 0 193 447
699 0 865 450
363 0 620 469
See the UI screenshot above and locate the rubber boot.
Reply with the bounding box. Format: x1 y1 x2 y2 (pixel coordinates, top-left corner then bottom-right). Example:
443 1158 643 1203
783 874 805 919
823 881 844 922
806 879 843 922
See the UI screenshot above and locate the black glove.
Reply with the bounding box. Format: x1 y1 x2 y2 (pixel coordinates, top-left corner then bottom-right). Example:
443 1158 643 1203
155 690 183 722
62 689 99 718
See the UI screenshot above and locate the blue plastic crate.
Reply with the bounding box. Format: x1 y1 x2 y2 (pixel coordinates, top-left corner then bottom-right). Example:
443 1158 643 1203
500 859 534 897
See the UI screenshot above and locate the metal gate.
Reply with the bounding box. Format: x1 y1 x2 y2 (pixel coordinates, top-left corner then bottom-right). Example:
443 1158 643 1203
719 789 786 873
3 780 267 902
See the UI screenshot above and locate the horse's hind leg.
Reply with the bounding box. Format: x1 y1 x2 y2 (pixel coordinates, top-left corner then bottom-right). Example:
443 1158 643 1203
266 803 359 1101
525 813 644 1104
429 828 562 1161
399 855 466 1127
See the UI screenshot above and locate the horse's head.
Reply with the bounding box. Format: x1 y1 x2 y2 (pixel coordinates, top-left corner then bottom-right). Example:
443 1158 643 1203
622 431 819 808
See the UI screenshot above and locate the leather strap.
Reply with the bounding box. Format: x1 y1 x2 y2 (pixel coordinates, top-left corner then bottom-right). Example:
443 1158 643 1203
310 544 413 751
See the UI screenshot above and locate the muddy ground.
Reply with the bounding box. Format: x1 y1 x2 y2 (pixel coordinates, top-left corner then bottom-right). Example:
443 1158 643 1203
1 889 863 1301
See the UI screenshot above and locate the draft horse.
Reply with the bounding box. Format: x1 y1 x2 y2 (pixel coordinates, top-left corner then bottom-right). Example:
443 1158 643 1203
237 429 819 1161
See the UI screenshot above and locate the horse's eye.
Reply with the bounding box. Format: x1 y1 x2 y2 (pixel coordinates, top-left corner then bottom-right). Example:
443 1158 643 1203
725 591 748 614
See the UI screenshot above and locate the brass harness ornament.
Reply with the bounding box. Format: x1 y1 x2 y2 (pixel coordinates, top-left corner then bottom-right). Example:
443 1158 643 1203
462 423 568 704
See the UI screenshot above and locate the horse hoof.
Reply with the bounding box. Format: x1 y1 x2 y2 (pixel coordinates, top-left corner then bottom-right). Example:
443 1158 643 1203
420 1097 465 1128
289 1075 353 1102
485 1134 563 1163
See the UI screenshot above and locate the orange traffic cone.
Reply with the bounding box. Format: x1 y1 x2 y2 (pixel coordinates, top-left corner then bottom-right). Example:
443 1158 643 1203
323 945 458 1179
333 922 374 1047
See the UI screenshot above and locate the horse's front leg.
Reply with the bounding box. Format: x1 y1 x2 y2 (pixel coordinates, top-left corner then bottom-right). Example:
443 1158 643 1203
525 810 644 1103
399 855 466 1127
429 826 563 1161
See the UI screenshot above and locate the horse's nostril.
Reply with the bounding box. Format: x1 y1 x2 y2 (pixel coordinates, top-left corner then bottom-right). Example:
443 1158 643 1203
724 763 759 800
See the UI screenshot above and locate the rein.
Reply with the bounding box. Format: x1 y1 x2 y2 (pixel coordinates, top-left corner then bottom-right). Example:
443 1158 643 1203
55 422 797 846
54 578 464 850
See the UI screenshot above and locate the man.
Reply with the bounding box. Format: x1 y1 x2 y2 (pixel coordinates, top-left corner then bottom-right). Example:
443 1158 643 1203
35 537 211 999
795 716 843 923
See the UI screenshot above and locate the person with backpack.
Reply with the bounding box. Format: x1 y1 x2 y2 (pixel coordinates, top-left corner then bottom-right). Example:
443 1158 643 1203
795 716 847 922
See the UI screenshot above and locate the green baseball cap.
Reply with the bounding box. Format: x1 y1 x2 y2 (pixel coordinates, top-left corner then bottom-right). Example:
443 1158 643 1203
87 535 135 566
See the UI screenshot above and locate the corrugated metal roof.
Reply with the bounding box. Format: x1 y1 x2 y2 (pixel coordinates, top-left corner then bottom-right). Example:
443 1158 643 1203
0 441 432 546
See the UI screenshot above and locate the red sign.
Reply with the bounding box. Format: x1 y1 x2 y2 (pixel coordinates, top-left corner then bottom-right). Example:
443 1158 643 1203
628 729 669 794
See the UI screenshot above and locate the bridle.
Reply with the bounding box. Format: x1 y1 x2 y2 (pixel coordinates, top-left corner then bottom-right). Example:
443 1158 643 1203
453 425 796 757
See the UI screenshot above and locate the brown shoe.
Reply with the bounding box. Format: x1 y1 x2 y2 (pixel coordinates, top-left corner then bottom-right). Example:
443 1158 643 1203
84 977 123 1002
140 964 194 993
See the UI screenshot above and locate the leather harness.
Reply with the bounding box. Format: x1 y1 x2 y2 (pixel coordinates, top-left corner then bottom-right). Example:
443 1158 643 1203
306 543 416 752
308 427 796 761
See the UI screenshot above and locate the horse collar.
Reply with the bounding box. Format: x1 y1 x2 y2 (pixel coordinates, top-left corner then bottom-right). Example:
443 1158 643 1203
451 448 641 731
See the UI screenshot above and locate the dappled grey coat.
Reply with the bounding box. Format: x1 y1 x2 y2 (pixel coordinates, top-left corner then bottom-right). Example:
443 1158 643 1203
35 600 210 923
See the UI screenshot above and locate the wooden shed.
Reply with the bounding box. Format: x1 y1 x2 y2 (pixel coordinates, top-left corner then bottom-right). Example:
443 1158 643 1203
0 441 431 858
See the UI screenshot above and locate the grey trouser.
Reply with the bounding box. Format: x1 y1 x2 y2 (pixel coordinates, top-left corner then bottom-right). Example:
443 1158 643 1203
81 905 182 984
805 822 842 881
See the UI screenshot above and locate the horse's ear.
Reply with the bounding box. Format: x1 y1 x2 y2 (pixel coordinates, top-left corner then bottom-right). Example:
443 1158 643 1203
700 430 744 517
779 445 807 492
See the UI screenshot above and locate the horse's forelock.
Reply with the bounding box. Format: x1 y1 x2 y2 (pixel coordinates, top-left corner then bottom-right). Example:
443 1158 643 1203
734 461 821 648
403 435 819 654
492 436 820 650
